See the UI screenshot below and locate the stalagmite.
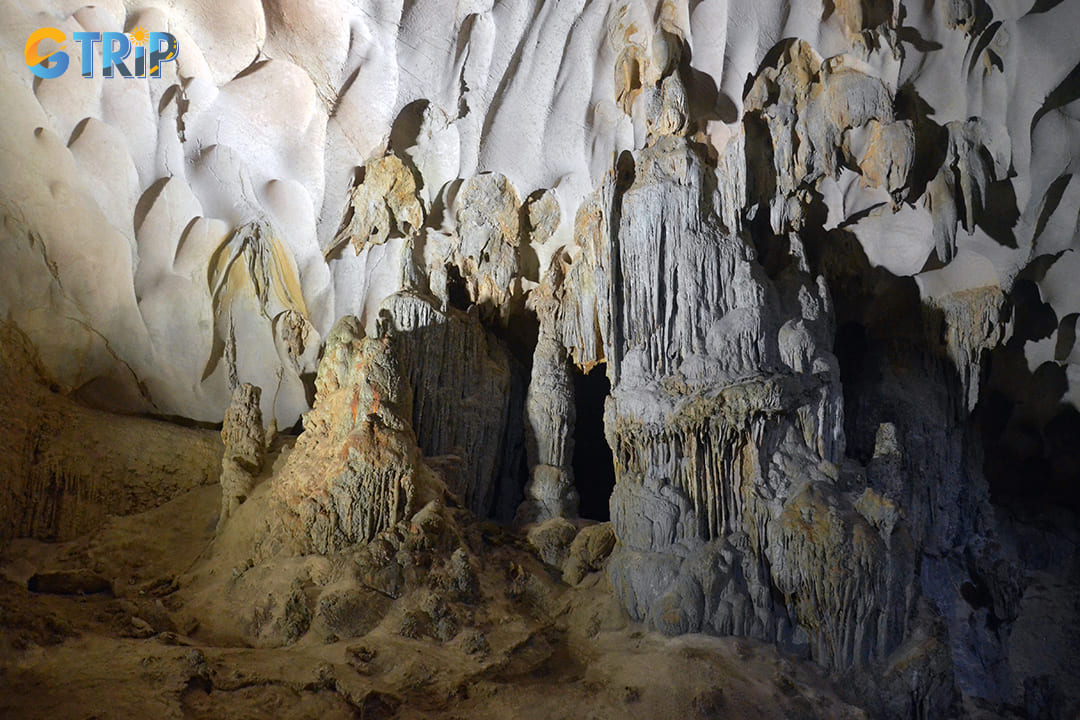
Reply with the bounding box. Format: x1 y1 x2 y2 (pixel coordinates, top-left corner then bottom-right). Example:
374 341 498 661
218 383 266 528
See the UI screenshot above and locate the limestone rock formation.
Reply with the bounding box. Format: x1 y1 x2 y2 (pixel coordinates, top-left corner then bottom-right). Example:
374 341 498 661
381 292 525 519
0 323 222 546
272 316 430 554
447 173 525 319
330 154 424 256
3 0 1078 427
217 382 266 528
591 125 889 676
564 522 617 585
518 333 579 523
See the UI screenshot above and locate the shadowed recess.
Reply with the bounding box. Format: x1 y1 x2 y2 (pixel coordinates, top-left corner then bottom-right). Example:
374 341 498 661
572 365 615 522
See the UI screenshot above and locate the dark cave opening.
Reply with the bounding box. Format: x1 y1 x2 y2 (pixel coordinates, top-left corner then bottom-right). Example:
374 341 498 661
445 264 471 311
833 320 876 464
835 321 868 388
978 279 1080 513
572 365 616 521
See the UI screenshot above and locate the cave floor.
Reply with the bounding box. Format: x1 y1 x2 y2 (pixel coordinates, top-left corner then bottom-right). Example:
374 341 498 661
0 482 871 720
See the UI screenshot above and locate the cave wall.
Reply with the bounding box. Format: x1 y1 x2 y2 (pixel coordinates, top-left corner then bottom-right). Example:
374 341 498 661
3 0 1079 430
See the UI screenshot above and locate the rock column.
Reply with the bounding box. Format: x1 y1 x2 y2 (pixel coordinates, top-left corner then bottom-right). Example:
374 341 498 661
218 383 265 529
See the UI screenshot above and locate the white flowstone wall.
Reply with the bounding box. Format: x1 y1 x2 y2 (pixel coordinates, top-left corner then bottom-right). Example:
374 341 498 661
3 0 1078 427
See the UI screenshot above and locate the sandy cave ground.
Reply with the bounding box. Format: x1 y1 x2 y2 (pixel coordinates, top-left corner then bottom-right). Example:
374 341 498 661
0 443 870 720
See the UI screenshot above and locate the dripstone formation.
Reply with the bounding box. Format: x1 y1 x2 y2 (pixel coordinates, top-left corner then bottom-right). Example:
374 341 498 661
3 0 1080 718
273 316 427 553
218 383 266 528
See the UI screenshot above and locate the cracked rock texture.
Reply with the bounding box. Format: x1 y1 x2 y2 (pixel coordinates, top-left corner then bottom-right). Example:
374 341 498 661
3 0 1080 718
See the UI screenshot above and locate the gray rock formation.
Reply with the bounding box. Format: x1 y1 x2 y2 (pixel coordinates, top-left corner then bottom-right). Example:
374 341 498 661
519 303 579 523
381 292 526 519
593 128 888 673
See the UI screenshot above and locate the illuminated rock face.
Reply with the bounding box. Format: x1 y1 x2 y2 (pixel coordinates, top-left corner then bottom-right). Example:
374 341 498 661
3 0 1080 715
273 315 427 554
4 0 1078 429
